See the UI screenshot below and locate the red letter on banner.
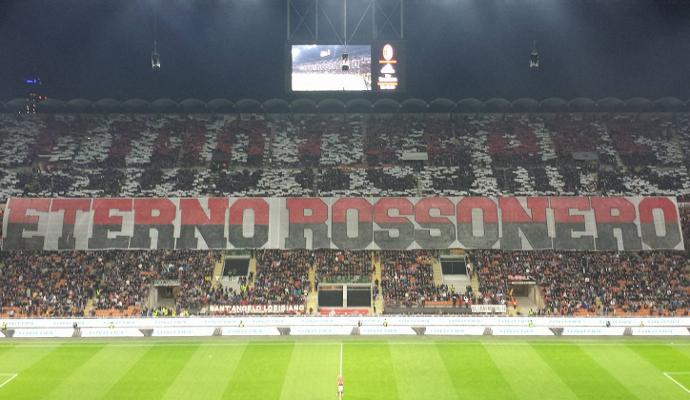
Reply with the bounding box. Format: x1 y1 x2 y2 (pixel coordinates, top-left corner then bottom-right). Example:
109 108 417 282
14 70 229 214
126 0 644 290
457 197 498 248
590 197 641 250
51 199 91 249
499 197 551 250
550 197 594 250
88 198 133 249
415 197 456 248
177 198 228 249
4 198 50 250
331 198 373 249
131 198 177 249
638 197 682 249
373 198 414 249
229 198 269 248
285 198 330 249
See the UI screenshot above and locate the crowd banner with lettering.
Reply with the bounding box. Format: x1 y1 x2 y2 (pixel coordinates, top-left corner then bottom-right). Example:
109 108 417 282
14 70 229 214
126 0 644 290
209 304 306 315
470 304 507 314
2 196 684 251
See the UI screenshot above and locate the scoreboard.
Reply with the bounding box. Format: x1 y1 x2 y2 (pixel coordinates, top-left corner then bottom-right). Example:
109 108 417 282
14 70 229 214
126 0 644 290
289 42 405 92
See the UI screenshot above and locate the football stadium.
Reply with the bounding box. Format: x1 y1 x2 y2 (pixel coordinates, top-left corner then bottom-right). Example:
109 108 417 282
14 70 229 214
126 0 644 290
1 0 690 399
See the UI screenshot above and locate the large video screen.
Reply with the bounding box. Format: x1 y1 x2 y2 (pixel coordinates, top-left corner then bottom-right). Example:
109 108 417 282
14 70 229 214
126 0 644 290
289 43 404 92
291 45 372 91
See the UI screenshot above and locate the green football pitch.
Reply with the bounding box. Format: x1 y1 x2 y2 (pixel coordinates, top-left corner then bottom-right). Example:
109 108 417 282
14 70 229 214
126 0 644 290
0 338 689 399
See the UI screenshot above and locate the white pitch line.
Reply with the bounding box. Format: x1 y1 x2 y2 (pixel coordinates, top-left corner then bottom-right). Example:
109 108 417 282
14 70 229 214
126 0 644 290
0 373 18 390
0 341 690 349
339 343 343 376
663 372 690 394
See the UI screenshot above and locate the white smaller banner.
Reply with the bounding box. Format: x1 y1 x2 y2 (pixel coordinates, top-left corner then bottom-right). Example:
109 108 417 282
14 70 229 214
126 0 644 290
81 328 144 338
425 326 485 336
471 305 507 314
13 328 74 338
561 327 626 336
359 326 416 335
290 326 352 336
210 304 305 315
152 327 215 337
221 327 280 336
491 326 553 336
0 331 4 338
631 327 690 336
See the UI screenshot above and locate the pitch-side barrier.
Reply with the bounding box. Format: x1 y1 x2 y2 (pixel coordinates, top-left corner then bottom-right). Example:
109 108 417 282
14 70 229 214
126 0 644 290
1 316 689 338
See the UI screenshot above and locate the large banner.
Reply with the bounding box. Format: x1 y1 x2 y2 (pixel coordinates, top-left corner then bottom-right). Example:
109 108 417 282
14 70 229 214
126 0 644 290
1 196 684 251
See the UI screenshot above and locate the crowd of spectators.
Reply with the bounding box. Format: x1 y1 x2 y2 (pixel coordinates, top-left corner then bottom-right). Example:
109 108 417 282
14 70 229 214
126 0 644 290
208 250 311 309
380 250 446 308
0 250 220 317
0 252 97 317
472 250 690 316
1 245 688 317
315 250 372 283
2 113 690 199
150 251 219 312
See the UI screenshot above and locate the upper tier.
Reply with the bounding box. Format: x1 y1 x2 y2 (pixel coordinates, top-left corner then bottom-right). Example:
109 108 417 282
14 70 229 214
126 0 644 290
1 112 689 200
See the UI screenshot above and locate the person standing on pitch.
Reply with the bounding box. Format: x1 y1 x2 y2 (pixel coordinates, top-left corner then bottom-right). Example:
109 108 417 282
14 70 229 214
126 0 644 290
337 374 344 399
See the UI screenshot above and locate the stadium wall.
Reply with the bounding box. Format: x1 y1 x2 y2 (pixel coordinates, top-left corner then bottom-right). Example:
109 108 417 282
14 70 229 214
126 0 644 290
1 317 688 338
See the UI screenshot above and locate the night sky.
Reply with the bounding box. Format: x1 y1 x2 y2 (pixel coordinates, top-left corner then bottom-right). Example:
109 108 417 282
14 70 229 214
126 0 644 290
1 0 690 101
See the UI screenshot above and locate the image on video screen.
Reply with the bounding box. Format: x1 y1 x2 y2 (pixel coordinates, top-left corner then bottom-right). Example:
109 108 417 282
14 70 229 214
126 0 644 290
291 45 371 91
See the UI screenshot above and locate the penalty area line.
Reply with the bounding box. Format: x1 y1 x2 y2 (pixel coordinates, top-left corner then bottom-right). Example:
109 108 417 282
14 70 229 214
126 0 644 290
663 372 690 394
0 373 18 390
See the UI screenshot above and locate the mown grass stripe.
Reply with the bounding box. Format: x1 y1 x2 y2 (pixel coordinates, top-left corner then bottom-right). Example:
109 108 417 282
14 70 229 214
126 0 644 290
279 343 340 400
436 342 516 400
390 343 458 400
627 342 690 373
101 343 200 400
532 342 641 400
342 341 399 400
0 344 57 375
0 346 13 360
44 343 153 400
162 342 247 400
581 343 686 400
222 342 294 400
0 343 104 400
484 342 579 400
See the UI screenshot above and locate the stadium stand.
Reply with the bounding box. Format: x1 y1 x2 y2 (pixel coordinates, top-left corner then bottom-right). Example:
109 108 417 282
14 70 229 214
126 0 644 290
472 247 690 316
315 250 373 284
206 250 311 315
0 110 690 318
380 250 447 308
0 250 220 317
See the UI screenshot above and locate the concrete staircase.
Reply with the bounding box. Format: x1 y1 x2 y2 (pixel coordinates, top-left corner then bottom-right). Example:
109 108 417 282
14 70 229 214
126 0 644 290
470 272 480 301
372 254 382 287
248 257 257 289
373 254 384 314
306 293 318 315
431 258 443 286
211 259 224 289
84 297 96 316
309 264 316 291
306 264 318 314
